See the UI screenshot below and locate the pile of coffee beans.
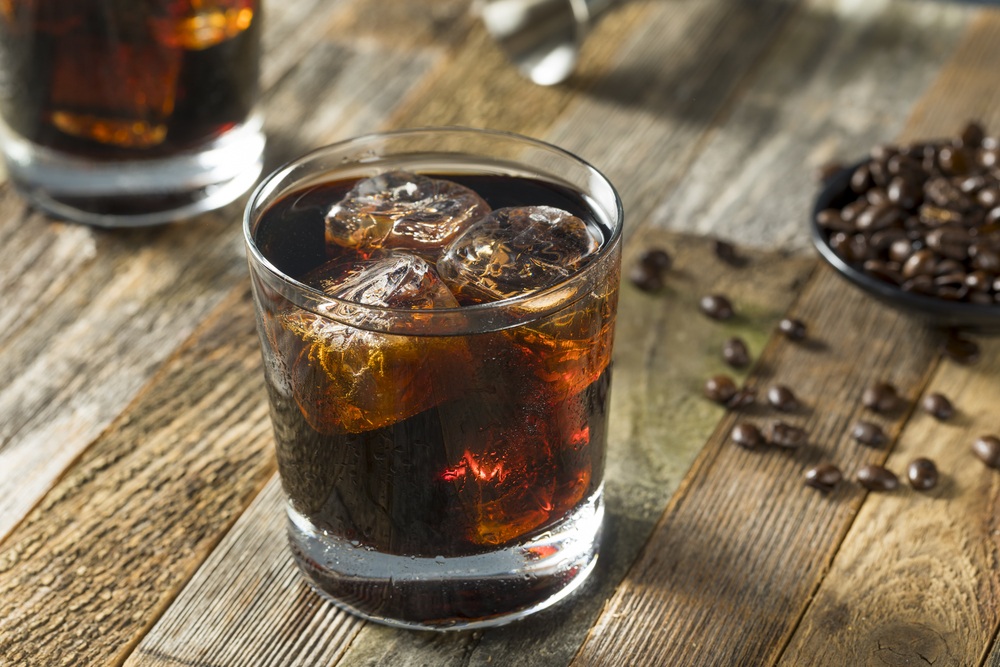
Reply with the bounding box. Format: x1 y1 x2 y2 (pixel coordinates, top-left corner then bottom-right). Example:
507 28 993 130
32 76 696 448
816 121 1000 305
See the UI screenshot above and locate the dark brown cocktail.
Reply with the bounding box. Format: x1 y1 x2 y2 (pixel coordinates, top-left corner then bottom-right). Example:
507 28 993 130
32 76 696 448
244 130 622 629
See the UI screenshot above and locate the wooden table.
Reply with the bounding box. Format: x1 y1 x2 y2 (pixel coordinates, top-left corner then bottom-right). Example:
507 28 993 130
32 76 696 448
3 1 1000 664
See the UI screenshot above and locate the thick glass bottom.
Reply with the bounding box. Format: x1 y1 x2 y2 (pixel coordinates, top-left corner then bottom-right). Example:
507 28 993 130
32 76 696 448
1 116 265 227
287 486 604 631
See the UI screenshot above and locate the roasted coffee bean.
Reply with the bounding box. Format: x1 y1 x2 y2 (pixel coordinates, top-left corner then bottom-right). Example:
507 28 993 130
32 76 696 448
704 375 737 404
965 270 991 292
863 260 902 285
960 120 986 148
856 203 902 232
942 333 980 364
901 274 935 294
921 393 954 420
722 337 751 368
888 238 915 263
887 176 922 209
939 145 975 176
976 187 1000 208
700 294 735 320
764 421 807 449
778 317 807 341
714 239 743 266
972 248 1000 272
907 457 939 491
901 249 936 278
857 464 899 491
767 384 799 412
731 422 763 449
850 163 873 193
862 382 900 413
851 421 887 447
629 248 673 292
972 435 1000 469
866 188 890 206
805 464 842 492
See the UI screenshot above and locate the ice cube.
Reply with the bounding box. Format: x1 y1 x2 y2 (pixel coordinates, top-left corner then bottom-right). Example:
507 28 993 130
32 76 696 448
325 171 490 255
281 251 469 434
436 205 602 304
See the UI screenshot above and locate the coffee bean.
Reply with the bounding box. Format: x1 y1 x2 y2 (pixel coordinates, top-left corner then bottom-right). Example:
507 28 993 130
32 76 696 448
630 249 672 291
704 375 737 404
850 164 873 193
714 239 743 266
722 337 751 368
767 385 799 412
731 422 763 449
778 318 807 341
960 121 986 148
805 464 842 492
942 333 980 364
857 464 899 491
972 435 1000 469
862 382 900 413
700 294 735 320
851 420 887 447
907 458 939 490
764 421 807 449
921 393 954 420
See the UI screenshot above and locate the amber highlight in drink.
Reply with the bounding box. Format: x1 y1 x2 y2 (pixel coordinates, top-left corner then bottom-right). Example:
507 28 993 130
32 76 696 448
244 129 623 630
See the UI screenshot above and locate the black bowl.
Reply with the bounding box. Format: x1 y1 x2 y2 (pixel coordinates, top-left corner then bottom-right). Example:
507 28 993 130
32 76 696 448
810 162 1000 332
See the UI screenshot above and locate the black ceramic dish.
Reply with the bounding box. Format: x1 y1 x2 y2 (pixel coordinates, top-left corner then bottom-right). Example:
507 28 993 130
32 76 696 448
810 161 1000 332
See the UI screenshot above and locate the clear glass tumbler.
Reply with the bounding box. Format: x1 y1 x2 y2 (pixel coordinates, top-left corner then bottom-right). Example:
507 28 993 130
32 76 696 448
0 1 265 226
244 128 623 630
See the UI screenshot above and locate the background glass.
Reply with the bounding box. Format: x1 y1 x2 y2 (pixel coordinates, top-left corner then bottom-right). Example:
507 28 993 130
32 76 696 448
0 0 265 226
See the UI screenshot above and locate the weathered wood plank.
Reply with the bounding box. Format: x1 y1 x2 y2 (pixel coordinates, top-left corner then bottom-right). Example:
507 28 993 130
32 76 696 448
573 7 998 665
0 290 276 667
0 4 439 547
125 478 363 667
778 337 1000 666
127 233 813 667
647 0 972 252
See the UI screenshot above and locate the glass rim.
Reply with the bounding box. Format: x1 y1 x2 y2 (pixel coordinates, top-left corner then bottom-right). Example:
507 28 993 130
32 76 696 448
243 126 624 322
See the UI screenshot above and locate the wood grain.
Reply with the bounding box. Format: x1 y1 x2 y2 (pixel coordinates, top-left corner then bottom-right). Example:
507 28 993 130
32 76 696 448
0 290 276 667
778 339 1000 666
574 6 999 666
126 233 814 667
649 0 971 252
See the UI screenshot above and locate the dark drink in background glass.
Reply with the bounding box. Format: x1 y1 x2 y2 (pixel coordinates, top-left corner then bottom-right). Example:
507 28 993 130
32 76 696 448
0 0 264 226
244 129 623 630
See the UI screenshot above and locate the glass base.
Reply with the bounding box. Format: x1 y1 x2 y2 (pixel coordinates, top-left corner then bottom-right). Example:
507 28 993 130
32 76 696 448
0 116 265 227
287 486 604 631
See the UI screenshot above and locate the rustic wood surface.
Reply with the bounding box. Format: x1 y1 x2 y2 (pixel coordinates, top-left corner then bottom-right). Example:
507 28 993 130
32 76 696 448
1 0 999 665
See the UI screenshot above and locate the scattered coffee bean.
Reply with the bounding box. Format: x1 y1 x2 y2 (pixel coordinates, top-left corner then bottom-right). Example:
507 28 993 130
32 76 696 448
714 239 743 266
767 384 800 412
972 435 1000 469
778 318 807 341
722 337 751 368
704 375 737 404
805 464 842 492
731 422 763 449
907 457 939 491
818 121 1000 305
764 420 807 449
700 294 735 320
851 421 887 447
921 393 954 420
942 333 980 364
862 382 900 413
857 464 899 491
630 248 672 292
